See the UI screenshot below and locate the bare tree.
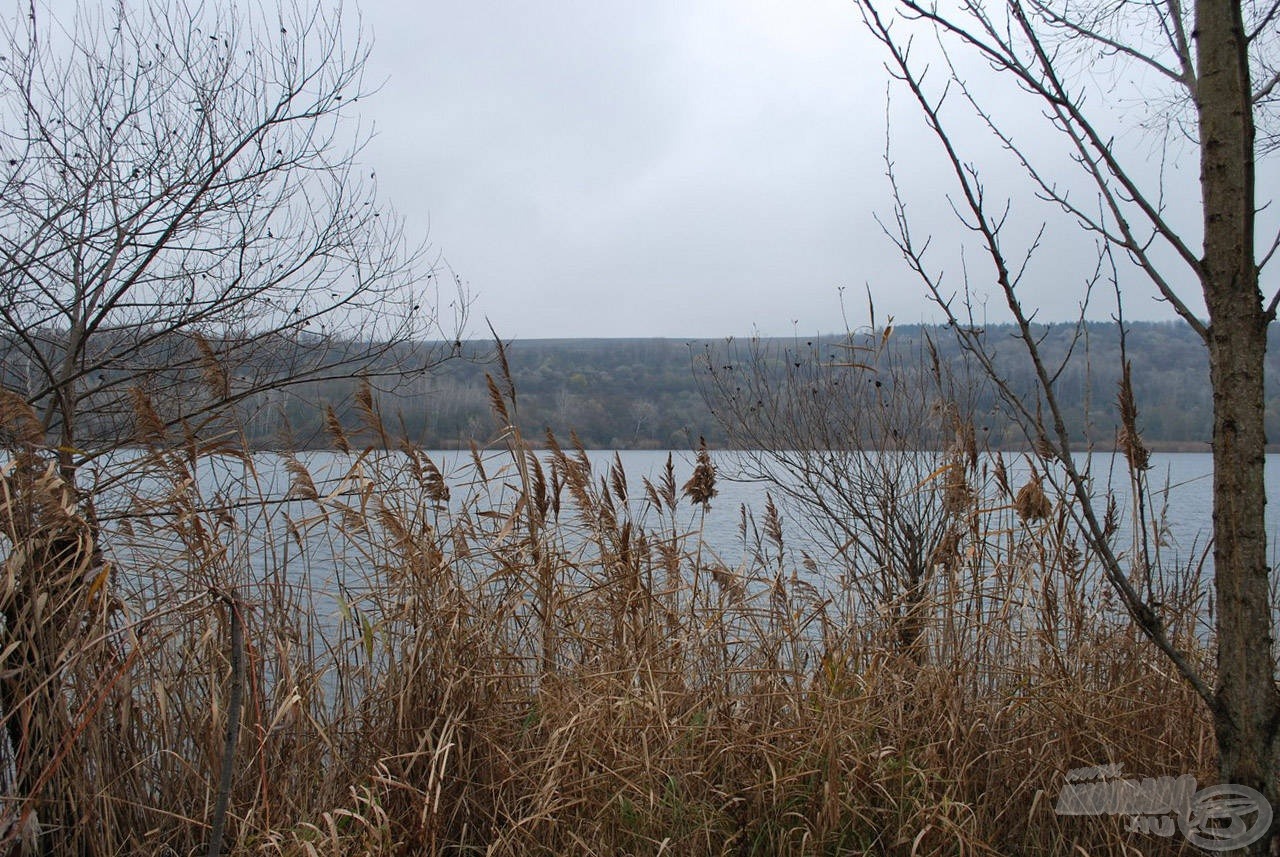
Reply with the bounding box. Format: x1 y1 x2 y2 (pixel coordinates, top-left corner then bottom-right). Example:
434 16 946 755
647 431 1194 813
0 2 461 850
0 0 462 488
698 322 990 660
861 0 1278 850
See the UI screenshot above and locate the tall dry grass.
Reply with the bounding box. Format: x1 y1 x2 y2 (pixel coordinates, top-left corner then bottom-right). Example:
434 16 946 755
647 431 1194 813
0 373 1217 856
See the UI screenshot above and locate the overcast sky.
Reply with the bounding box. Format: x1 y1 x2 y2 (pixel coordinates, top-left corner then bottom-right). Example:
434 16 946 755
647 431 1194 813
352 1 1203 339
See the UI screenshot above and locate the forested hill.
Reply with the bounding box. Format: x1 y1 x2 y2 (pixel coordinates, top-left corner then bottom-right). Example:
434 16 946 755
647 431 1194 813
255 321 1280 451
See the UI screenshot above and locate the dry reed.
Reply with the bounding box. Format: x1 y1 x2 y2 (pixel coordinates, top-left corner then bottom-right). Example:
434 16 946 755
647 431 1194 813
0 376 1218 856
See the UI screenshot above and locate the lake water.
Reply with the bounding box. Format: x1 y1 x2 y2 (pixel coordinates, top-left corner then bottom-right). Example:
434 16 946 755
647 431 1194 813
86 447 1273 660
97 448 1267 578
435 448 1229 554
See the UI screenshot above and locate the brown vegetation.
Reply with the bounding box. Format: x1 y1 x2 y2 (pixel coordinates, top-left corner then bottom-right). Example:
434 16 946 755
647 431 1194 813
859 0 1280 848
0 372 1219 855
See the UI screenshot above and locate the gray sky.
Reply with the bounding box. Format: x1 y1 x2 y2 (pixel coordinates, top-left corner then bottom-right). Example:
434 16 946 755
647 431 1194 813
354 1 1203 339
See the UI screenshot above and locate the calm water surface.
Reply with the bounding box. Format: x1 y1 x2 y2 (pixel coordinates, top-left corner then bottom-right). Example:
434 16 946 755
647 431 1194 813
96 449 1279 604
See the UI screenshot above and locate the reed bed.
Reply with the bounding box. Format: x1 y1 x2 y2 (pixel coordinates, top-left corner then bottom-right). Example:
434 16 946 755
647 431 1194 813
0 379 1216 856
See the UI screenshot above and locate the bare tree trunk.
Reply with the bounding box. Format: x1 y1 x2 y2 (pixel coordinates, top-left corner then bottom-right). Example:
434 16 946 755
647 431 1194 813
1197 0 1280 849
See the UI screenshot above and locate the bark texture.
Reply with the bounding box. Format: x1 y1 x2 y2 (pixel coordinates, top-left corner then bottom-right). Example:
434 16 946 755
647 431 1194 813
1197 0 1280 850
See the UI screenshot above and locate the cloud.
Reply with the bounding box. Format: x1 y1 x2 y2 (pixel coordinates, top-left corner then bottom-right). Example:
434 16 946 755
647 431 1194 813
357 0 1206 338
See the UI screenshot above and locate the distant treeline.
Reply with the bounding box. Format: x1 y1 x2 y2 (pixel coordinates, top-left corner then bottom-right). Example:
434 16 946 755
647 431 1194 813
9 321 1275 450
230 320 1280 451
255 337 721 450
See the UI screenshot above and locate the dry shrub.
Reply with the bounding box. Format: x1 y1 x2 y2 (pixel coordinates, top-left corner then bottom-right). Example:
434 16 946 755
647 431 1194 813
0 386 1216 856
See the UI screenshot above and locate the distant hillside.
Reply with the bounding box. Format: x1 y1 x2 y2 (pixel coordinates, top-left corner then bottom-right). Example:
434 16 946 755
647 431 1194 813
261 337 720 449
243 321 1280 451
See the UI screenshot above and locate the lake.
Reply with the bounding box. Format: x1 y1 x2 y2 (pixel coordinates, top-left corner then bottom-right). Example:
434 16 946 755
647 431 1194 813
95 448 1267 582
84 446 1271 664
